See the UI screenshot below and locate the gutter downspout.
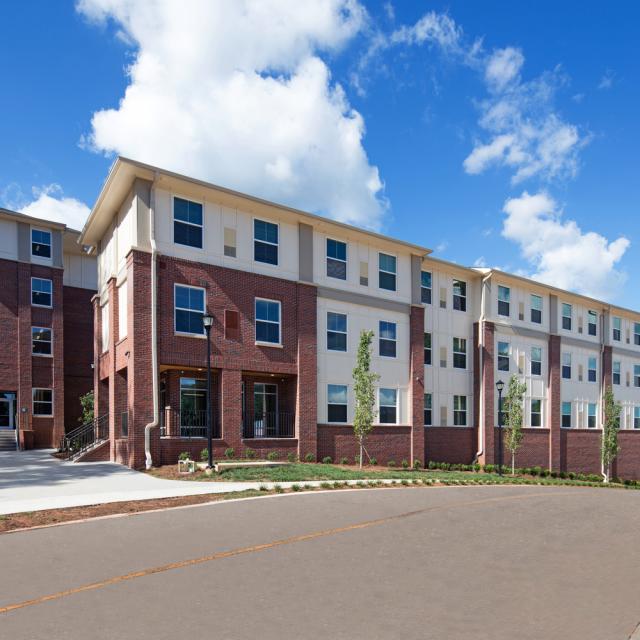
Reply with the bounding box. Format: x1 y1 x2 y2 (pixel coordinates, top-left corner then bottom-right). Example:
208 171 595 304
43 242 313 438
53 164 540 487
145 175 159 470
474 273 492 463
600 306 608 481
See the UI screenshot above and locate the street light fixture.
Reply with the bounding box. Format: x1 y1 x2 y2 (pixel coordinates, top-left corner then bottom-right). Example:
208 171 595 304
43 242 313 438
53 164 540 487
496 380 505 476
202 313 214 469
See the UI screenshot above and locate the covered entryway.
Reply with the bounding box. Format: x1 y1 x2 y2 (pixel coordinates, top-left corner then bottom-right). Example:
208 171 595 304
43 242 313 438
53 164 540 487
0 392 17 452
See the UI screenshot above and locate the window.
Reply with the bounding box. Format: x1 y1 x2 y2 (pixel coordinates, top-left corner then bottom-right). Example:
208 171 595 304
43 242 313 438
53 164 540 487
327 312 347 352
424 393 432 426
635 323 640 346
326 239 347 280
180 378 207 431
31 277 52 307
453 280 466 312
424 333 432 365
173 197 203 249
531 346 542 376
453 337 467 369
255 298 281 344
587 310 597 336
561 402 572 429
32 388 53 416
498 286 510 317
378 253 396 291
31 228 51 259
588 357 597 383
174 285 205 335
588 403 597 429
379 321 397 358
254 219 278 265
453 395 467 426
327 384 348 423
497 341 510 372
530 294 542 324
634 407 640 430
634 365 640 388
224 227 237 258
613 317 622 342
562 303 572 331
421 271 432 304
531 399 542 427
32 327 52 356
613 361 621 385
379 388 397 424
562 353 572 379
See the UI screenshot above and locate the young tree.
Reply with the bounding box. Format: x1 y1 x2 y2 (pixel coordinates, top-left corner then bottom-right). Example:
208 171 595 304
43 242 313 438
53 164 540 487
502 375 527 474
352 330 379 469
78 390 94 425
601 386 622 483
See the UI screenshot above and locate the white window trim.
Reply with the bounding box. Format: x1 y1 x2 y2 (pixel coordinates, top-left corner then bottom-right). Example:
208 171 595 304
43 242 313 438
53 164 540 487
31 277 53 308
172 194 205 251
255 297 282 347
587 357 598 383
531 346 542 376
530 294 543 323
377 387 398 425
530 398 543 428
562 303 572 330
326 237 347 281
587 310 598 336
452 337 467 370
421 271 432 304
32 326 53 358
424 393 432 426
30 226 53 262
253 217 280 267
497 285 510 317
452 279 467 313
174 283 207 338
424 332 432 367
327 384 349 424
497 341 510 372
453 395 467 426
561 401 572 429
378 320 397 359
326 311 348 353
32 388 54 417
377 251 397 292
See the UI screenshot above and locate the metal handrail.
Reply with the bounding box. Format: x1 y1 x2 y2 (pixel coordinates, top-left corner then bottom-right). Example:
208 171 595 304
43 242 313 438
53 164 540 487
60 414 109 460
242 411 295 439
160 409 219 439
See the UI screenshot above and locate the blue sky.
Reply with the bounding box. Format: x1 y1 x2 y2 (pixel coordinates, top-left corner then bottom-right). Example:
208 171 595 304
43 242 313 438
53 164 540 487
1 1 638 305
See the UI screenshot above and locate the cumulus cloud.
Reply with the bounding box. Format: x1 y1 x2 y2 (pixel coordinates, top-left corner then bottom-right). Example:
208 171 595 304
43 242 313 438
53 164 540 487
484 46 524 92
502 191 630 300
77 0 387 229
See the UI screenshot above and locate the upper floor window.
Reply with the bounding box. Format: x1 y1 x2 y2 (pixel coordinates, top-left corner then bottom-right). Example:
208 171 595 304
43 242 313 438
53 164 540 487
453 337 467 369
254 219 278 265
561 402 572 428
587 310 597 336
530 294 542 324
634 364 640 388
497 341 510 372
421 271 432 304
378 388 397 424
174 285 205 335
498 286 510 317
379 321 397 358
453 395 467 426
531 346 542 376
613 361 621 385
562 353 572 379
327 384 348 423
173 197 203 249
32 388 53 417
635 407 640 430
453 280 467 312
613 317 622 342
327 312 347 352
424 332 432 365
32 327 52 356
31 228 51 259
31 277 52 307
255 298 281 345
588 403 597 429
562 303 572 331
531 399 542 427
634 322 640 346
424 393 432 426
326 239 347 280
378 253 396 291
588 356 597 383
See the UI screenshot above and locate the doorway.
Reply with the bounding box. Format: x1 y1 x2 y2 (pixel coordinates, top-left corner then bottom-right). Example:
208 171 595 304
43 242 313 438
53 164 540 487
0 392 16 429
253 383 278 437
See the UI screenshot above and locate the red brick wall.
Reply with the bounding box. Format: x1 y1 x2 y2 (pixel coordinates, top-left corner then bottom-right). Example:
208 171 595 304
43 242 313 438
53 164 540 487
495 428 550 469
616 432 640 480
479 321 495 464
0 259 19 393
561 429 601 475
425 427 476 464
410 305 425 466
548 335 561 470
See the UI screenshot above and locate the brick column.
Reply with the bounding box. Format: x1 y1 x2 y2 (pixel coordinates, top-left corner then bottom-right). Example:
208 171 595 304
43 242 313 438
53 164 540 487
296 282 317 461
602 345 612 390
220 368 243 453
106 277 118 460
548 334 561 471
17 263 33 443
51 269 65 446
409 305 425 467
479 321 495 465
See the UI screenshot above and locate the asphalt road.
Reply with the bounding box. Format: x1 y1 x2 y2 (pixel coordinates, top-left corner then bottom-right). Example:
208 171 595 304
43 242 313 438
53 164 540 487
2 485 640 640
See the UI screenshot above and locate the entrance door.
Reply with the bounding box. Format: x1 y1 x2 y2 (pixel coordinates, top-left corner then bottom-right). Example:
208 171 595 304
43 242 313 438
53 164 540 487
0 393 16 429
253 383 277 438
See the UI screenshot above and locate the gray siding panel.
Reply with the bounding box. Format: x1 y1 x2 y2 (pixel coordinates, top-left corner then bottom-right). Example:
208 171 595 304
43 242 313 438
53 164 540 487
298 222 313 283
17 222 30 262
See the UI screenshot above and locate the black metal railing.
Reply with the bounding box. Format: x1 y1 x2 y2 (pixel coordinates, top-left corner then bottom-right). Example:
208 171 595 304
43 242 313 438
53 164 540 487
242 412 295 439
160 408 219 438
60 414 109 460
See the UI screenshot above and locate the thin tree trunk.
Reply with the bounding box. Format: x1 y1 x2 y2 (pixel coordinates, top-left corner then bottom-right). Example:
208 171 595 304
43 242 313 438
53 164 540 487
359 440 363 470
512 452 515 476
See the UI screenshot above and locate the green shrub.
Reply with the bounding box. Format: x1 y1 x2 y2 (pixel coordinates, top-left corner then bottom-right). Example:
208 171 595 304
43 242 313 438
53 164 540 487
322 456 333 464
354 454 360 464
178 451 190 461
267 451 280 461
200 449 209 462
401 459 409 469
320 481 331 489
387 460 396 468
332 481 343 489
413 459 422 470
473 463 481 472
340 457 349 465
273 484 284 493
531 466 542 476
356 480 366 487
483 464 495 473
287 452 297 463
259 484 269 491
400 479 409 486
304 452 315 463
303 484 313 490
369 457 378 466
291 484 301 492
428 461 438 470
224 447 235 459
245 448 256 460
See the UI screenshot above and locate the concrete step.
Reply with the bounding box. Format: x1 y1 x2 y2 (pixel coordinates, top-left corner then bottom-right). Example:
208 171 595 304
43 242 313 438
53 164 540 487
0 431 17 451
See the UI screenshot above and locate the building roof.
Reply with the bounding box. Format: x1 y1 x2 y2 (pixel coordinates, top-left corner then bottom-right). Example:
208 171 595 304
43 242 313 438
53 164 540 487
0 206 76 233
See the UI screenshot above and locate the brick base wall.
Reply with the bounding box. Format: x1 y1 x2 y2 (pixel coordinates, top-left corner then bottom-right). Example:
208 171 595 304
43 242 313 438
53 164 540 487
616 432 640 480
425 427 476 464
494 427 550 469
561 430 602 475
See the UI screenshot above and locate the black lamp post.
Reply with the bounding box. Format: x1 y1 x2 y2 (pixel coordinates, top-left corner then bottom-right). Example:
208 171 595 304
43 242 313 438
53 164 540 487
203 313 214 469
496 379 505 476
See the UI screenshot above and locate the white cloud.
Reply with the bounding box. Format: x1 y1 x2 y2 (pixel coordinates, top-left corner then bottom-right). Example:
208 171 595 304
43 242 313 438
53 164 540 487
77 0 387 229
473 256 487 267
435 240 449 253
502 191 630 300
598 69 615 90
390 12 463 53
484 47 523 92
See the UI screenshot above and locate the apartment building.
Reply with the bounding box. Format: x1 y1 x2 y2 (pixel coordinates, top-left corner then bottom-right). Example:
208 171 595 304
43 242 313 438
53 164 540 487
79 157 640 478
0 208 96 450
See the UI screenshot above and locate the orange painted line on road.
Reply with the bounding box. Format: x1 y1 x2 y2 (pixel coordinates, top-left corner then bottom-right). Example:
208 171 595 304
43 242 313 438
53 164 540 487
0 490 575 615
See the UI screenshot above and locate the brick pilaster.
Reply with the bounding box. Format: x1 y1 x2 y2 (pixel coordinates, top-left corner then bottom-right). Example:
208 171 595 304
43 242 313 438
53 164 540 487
548 334 561 471
296 282 317 461
479 321 495 465
602 345 612 390
51 268 65 446
409 304 425 467
17 263 33 441
107 277 118 460
221 368 243 453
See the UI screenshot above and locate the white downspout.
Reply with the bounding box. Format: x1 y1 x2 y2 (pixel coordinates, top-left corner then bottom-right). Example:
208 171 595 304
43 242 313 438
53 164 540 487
475 273 492 462
145 176 159 470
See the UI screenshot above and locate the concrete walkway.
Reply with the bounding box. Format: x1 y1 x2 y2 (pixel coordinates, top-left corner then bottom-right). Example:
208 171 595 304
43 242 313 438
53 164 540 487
0 449 372 515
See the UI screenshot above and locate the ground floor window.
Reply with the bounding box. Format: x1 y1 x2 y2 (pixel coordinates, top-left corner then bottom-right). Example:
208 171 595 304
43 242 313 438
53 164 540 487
379 388 397 424
32 388 53 416
561 402 571 428
179 378 207 430
327 384 347 423
453 395 466 426
530 399 542 427
424 393 432 426
634 407 640 430
588 403 597 429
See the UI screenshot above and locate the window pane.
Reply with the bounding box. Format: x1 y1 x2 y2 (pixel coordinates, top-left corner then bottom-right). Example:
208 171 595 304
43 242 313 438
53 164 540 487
327 258 347 280
327 239 346 261
328 404 348 423
421 271 431 288
379 271 396 291
328 384 347 404
379 388 397 406
254 240 278 265
327 332 347 351
254 219 278 244
328 312 346 333
379 321 396 340
379 253 396 274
